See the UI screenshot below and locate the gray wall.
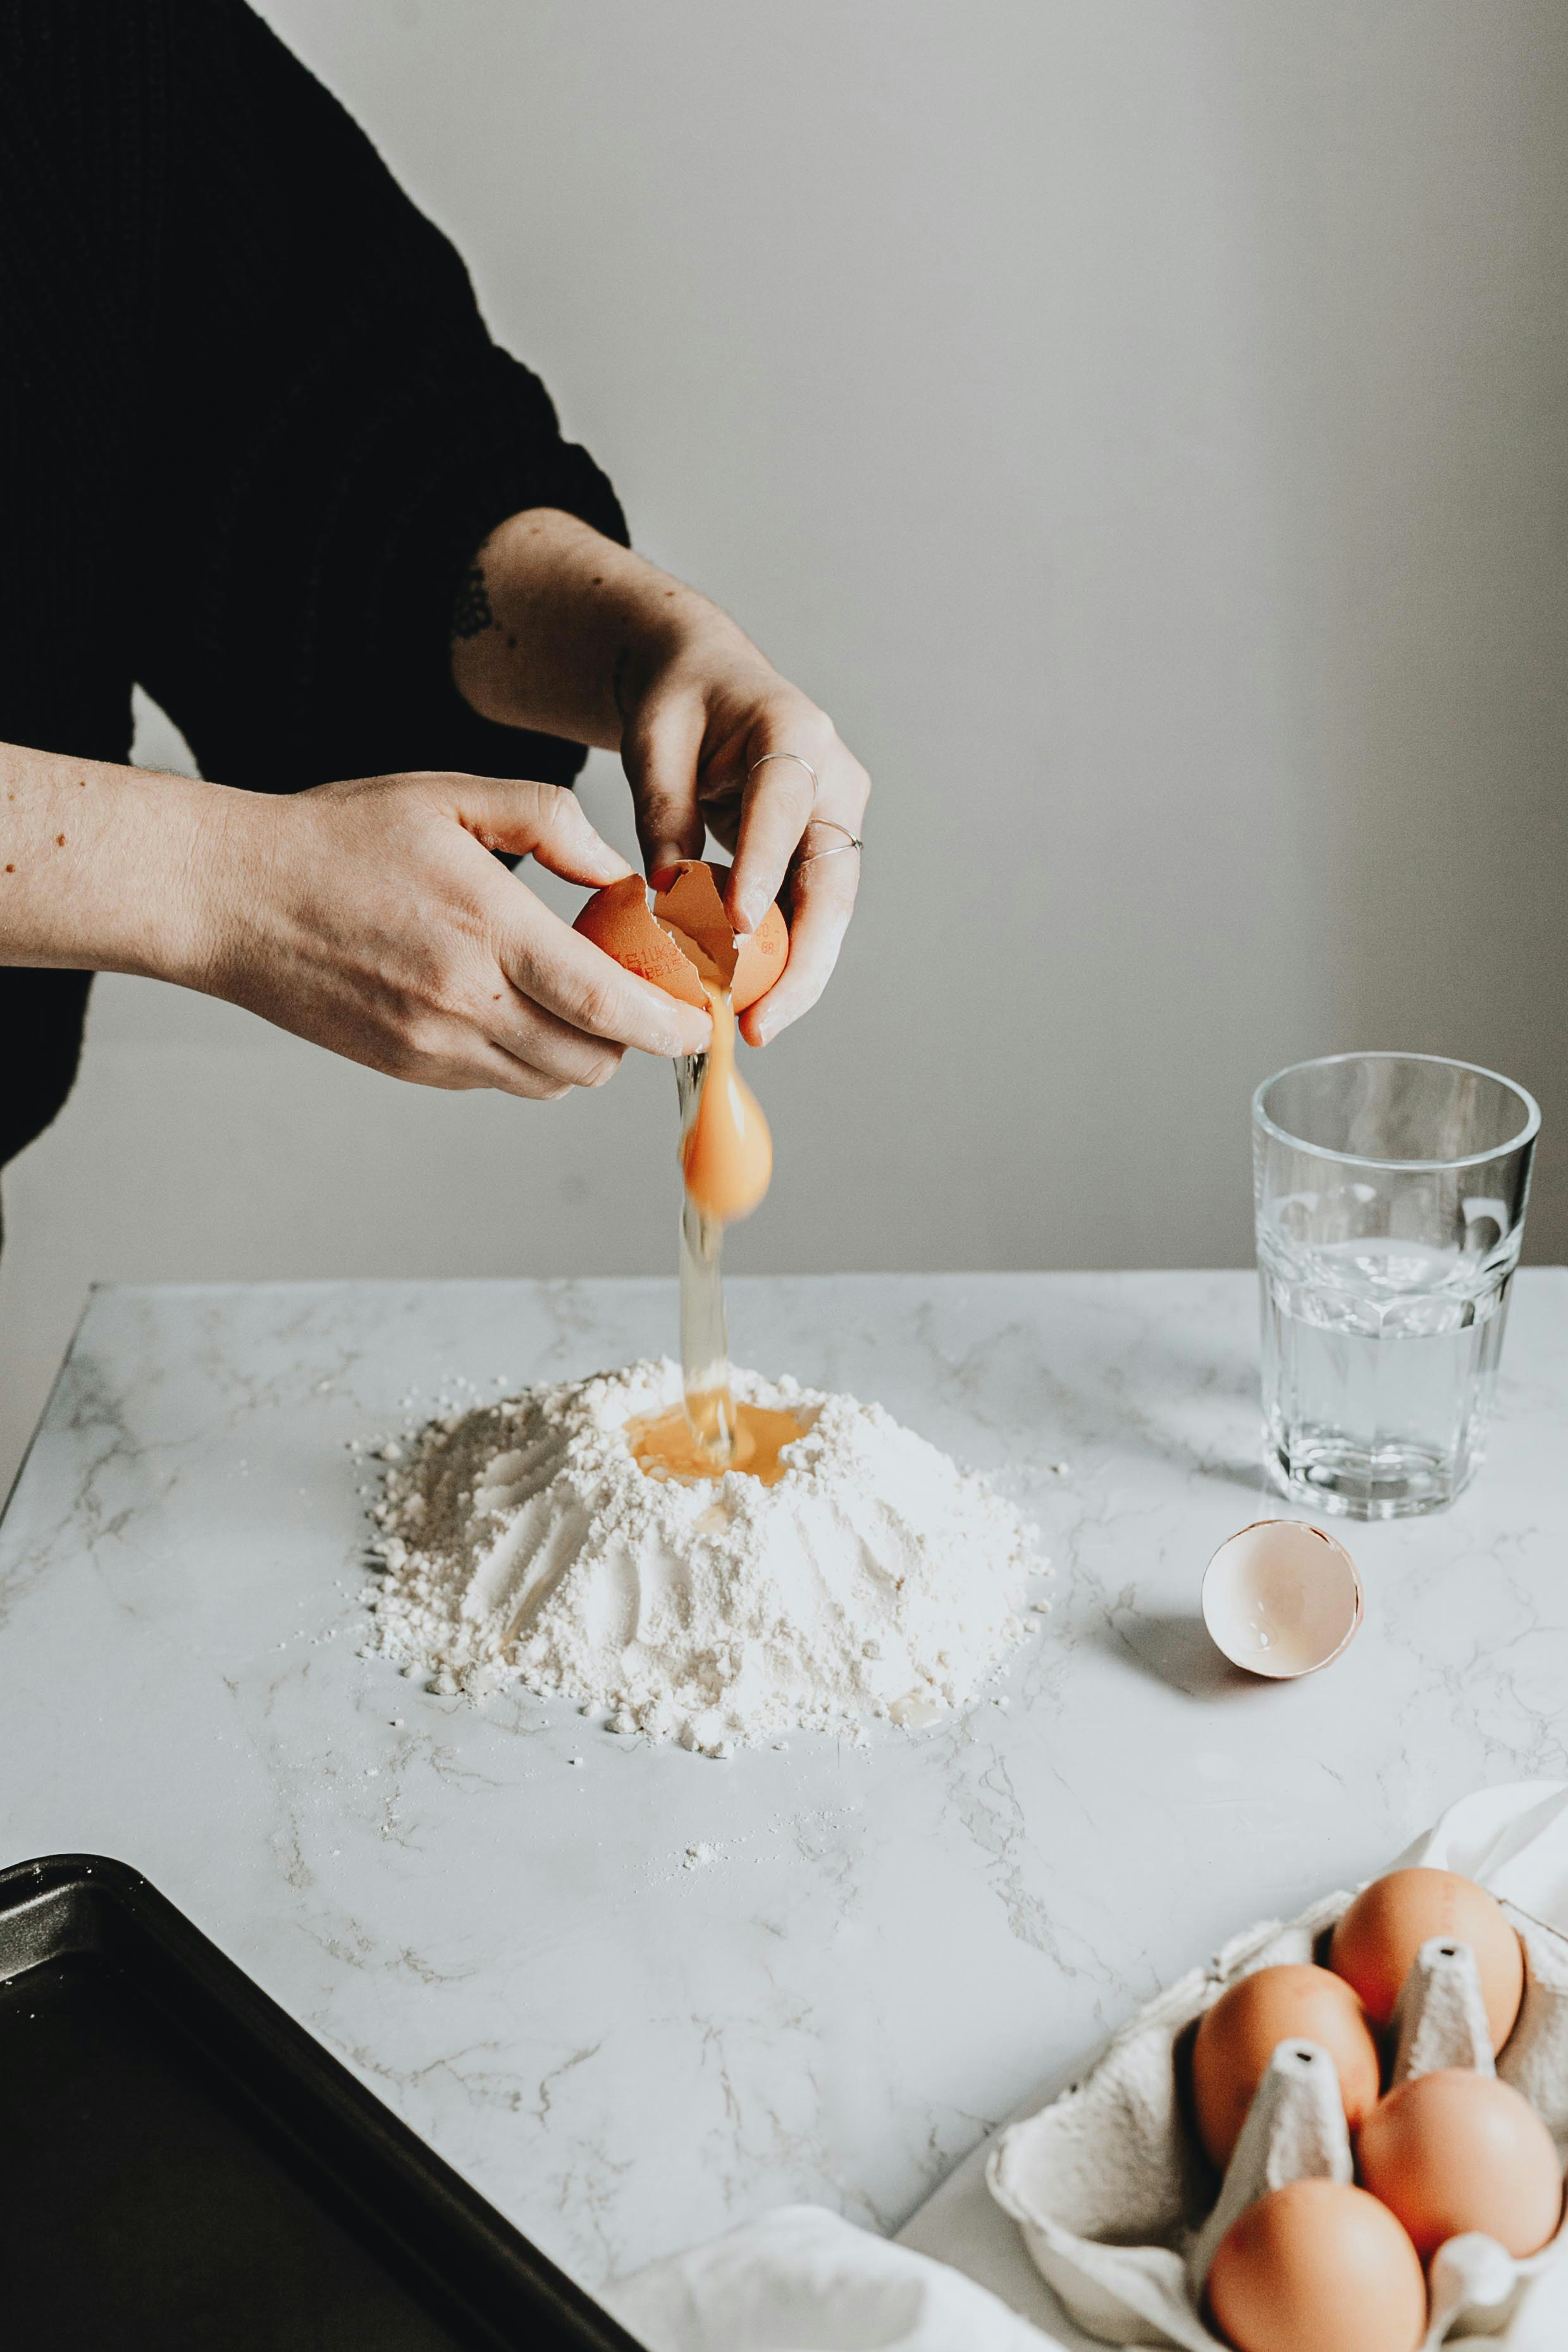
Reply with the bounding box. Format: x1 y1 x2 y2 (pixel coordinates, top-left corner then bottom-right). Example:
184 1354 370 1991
4 0 1566 1491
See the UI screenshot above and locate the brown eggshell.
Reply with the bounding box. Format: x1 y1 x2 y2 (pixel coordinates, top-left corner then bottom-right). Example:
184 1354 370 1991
1356 2069 1563 2260
572 875 709 1012
654 860 788 1012
1192 1964 1381 2169
1330 1869 1524 2049
1207 2179 1426 2352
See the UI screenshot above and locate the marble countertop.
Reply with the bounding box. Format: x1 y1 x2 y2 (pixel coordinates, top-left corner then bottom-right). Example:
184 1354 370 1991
3 1272 1567 2332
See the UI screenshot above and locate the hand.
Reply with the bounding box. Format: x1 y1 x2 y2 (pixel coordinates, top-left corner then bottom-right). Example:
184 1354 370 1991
449 511 870 1051
194 771 712 1098
617 609 871 1047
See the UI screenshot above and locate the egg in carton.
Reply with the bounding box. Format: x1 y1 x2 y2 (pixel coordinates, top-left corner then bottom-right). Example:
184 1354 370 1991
987 1892 1568 2349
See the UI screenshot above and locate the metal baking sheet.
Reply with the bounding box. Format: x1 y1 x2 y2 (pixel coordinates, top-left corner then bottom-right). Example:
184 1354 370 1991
0 1854 645 2350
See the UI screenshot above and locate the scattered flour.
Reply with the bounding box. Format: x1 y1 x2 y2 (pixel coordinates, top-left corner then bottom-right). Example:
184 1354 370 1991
362 1358 1047 1755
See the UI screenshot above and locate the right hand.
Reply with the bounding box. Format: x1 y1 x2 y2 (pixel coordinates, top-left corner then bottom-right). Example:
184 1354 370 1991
192 771 712 1099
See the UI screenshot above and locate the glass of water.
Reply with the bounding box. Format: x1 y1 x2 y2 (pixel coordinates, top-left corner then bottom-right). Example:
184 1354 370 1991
1253 1053 1539 1519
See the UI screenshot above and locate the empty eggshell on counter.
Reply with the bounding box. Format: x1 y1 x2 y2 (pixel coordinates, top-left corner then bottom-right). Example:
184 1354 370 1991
1201 1520 1362 1680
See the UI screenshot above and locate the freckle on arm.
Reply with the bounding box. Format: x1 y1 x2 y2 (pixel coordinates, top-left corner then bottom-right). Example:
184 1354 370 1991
55 833 66 846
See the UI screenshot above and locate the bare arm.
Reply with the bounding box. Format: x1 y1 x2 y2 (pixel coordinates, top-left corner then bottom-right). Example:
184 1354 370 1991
0 515 864 1099
450 510 871 1046
0 741 709 1098
0 742 220 981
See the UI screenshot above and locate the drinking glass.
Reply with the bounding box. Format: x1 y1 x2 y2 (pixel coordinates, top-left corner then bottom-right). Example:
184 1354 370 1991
1252 1053 1539 1519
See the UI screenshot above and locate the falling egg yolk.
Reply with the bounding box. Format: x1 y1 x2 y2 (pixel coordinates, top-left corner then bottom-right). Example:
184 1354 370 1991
574 858 782 1228
681 982 772 1223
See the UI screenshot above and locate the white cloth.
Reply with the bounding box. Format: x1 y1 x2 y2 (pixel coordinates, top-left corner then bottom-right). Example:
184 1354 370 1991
610 1784 1568 2351
1393 1779 1568 1921
607 2203 1052 2350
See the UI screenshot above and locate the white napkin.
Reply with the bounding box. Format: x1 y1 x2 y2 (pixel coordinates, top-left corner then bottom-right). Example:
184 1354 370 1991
606 2203 1053 2349
1393 1780 1568 1926
611 1784 1568 2351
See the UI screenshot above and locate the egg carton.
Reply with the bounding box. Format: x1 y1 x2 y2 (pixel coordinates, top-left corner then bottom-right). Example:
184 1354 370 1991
987 1891 1568 2349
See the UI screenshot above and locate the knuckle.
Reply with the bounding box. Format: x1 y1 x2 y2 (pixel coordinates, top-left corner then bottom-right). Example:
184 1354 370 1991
789 703 838 758
569 975 620 1035
500 1063 565 1102
402 1013 450 1064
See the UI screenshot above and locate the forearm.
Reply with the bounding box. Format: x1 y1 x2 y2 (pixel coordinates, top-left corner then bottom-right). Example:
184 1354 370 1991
450 507 744 746
0 740 221 983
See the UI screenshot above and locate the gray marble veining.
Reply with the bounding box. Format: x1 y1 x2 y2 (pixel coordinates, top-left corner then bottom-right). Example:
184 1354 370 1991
2 1272 1566 2308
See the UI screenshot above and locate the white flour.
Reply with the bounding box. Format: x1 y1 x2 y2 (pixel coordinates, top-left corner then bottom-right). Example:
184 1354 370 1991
363 1359 1046 1754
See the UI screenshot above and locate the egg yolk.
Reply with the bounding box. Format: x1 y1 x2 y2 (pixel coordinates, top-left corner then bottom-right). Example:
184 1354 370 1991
679 982 772 1225
627 1401 807 1485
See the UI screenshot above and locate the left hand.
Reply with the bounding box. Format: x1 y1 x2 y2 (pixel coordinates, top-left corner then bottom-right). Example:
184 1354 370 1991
615 607 870 1046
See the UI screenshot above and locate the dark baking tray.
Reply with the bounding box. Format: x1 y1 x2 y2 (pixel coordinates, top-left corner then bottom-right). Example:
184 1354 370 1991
0 1854 645 2351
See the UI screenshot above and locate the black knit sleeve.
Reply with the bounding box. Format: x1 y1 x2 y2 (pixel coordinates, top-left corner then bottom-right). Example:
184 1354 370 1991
130 1 627 794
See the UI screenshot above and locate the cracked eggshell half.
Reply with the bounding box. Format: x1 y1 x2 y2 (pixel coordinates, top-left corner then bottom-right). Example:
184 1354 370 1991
1202 1520 1362 1680
572 873 711 1010
653 860 788 1010
574 861 788 1014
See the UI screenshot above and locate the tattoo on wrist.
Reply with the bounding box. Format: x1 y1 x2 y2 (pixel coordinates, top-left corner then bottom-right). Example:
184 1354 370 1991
451 562 495 641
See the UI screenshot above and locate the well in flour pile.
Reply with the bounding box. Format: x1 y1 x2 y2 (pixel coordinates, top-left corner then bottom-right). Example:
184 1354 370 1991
364 1358 1046 1754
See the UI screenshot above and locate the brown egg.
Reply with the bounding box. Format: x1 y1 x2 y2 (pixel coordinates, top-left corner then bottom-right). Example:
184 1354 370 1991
654 860 788 1010
1207 2179 1426 2352
1330 1869 1524 2049
573 873 710 1009
1192 1965 1381 2169
1356 2069 1563 2260
572 863 787 1016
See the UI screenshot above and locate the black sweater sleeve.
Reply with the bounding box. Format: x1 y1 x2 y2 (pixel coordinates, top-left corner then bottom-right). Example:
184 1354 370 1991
130 1 627 793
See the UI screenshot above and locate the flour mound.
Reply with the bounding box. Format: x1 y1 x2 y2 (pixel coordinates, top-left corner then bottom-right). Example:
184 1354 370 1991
363 1359 1046 1754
